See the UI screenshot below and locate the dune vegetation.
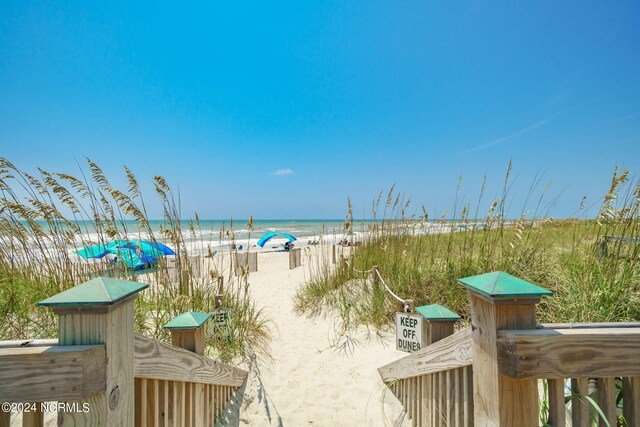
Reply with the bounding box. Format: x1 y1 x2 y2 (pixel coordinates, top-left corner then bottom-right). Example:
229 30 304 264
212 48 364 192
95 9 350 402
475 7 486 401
0 157 268 362
295 164 640 333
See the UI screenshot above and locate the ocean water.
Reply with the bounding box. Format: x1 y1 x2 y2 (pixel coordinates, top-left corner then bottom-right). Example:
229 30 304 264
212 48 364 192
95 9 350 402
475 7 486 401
17 219 458 257
43 219 368 255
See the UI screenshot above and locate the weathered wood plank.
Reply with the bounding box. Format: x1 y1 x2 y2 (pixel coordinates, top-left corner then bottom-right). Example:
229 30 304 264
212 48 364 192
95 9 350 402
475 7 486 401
623 376 640 427
170 380 177 427
234 252 257 274
0 344 105 403
289 248 302 269
137 377 147 427
378 328 472 381
571 378 590 426
454 367 461 426
203 383 208 427
463 365 473 427
57 297 135 425
497 327 640 379
445 369 452 425
417 375 423 426
0 339 58 349
150 378 159 427
470 295 539 427
596 377 616 427
425 374 432 426
430 374 436 426
163 380 169 426
547 379 566 427
185 382 192 427
170 327 206 357
603 235 640 244
178 381 185 426
22 404 44 427
134 334 247 387
195 383 205 427
538 321 640 330
427 321 456 346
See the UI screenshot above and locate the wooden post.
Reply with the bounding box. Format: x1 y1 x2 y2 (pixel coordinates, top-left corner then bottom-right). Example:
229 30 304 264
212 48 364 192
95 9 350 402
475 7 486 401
22 405 44 427
214 294 224 309
404 299 415 313
164 312 211 426
415 304 461 346
458 271 552 427
331 245 336 264
0 411 9 427
596 240 608 258
289 248 302 269
623 376 640 426
37 277 148 426
234 252 257 275
163 312 212 356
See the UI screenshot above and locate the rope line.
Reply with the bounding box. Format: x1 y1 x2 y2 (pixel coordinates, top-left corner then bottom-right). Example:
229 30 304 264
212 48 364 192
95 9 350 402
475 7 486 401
345 259 375 274
374 267 406 304
343 257 412 310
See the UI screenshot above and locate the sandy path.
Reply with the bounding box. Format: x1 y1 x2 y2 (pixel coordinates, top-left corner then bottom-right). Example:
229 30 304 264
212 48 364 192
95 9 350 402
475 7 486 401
10 246 409 427
229 246 409 427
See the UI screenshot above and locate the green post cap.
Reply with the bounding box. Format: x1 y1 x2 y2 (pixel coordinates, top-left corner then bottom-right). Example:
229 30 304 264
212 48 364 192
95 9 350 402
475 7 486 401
163 312 212 330
37 277 148 307
416 304 461 321
457 271 552 299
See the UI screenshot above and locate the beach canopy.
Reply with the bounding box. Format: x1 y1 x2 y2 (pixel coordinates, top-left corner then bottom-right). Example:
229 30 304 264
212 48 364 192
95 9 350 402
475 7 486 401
75 239 175 270
257 232 297 248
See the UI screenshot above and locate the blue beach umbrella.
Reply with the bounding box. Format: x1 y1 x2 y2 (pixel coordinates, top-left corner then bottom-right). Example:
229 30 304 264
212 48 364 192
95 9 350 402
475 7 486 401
75 240 174 269
256 232 297 248
75 244 112 259
138 240 175 256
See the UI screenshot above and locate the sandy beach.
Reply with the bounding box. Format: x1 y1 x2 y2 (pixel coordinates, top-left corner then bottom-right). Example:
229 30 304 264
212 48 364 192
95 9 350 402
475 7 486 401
217 245 410 426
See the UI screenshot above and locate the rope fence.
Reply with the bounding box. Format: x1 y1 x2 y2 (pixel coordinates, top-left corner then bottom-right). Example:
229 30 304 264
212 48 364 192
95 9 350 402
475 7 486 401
344 258 414 312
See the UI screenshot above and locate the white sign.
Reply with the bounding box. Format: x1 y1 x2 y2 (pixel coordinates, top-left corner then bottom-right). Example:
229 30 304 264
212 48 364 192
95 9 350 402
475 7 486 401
395 312 423 353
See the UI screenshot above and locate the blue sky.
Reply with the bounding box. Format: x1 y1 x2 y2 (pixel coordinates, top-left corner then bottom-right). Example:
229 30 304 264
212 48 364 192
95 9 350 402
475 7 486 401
1 1 639 219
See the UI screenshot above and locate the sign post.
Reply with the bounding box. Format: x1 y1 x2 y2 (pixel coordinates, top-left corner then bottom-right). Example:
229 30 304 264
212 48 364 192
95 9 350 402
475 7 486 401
395 312 424 353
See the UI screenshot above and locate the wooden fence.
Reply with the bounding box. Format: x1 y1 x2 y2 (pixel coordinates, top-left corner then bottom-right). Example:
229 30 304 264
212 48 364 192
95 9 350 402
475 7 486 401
379 271 640 426
289 248 302 269
0 277 248 426
234 252 258 275
596 235 640 260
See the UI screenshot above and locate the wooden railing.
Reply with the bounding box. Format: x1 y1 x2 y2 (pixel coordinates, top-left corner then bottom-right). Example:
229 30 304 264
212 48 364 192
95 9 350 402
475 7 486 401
379 272 640 426
380 328 474 426
133 334 245 426
500 322 640 426
0 277 248 427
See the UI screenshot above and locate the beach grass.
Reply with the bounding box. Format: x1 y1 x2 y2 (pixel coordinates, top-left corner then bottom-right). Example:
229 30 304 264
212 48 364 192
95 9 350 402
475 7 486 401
294 165 640 332
0 157 269 362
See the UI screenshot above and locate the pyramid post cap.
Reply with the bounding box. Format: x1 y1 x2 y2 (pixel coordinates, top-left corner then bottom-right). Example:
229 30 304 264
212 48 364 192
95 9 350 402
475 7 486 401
416 304 461 321
457 271 552 300
163 312 212 330
37 277 148 307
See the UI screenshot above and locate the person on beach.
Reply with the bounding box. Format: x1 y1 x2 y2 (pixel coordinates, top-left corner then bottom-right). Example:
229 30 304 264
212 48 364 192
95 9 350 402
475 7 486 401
284 241 291 251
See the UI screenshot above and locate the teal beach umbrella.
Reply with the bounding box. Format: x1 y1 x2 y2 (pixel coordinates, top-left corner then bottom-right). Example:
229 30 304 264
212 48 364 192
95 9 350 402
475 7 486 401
75 240 173 269
257 232 297 248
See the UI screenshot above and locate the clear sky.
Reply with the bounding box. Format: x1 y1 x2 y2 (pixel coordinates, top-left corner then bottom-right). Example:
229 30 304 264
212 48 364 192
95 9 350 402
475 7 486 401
1 1 639 219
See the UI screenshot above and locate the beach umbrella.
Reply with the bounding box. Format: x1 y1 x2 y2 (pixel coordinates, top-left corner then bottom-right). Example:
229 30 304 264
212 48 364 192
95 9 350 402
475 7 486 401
75 240 174 269
256 232 297 248
75 244 112 259
138 240 175 256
